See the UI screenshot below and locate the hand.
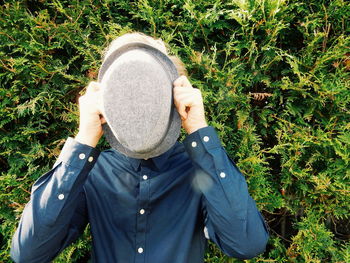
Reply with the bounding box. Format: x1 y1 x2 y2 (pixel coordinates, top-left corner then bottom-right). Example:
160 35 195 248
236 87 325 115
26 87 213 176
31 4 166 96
75 81 106 147
173 76 208 134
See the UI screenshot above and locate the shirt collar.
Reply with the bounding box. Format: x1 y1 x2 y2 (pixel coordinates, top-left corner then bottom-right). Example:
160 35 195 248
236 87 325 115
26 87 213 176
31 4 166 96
127 142 179 171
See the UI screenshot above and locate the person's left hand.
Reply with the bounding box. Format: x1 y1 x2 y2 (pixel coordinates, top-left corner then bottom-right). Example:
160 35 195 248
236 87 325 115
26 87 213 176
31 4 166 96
173 76 208 134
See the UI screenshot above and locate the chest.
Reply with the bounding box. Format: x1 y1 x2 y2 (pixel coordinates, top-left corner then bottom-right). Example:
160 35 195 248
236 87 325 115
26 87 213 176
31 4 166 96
83 158 202 230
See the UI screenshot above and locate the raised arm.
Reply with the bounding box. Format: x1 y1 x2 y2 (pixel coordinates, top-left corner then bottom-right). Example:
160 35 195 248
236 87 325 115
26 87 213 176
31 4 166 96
173 75 269 259
183 126 269 259
11 81 105 262
11 138 100 262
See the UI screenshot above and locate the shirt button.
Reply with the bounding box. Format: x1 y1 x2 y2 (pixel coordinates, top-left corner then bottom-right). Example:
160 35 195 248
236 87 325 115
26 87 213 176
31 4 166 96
139 209 145 215
79 153 86 160
203 136 210 142
142 175 148 180
191 141 197 147
58 194 65 200
220 172 226 178
138 247 143 253
88 156 94 162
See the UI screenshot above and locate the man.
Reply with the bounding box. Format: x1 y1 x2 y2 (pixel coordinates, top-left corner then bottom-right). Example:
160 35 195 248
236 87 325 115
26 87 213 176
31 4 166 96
11 33 269 263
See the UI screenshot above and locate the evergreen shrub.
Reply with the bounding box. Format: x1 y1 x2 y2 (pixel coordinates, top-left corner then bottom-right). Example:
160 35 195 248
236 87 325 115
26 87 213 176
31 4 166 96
0 0 349 262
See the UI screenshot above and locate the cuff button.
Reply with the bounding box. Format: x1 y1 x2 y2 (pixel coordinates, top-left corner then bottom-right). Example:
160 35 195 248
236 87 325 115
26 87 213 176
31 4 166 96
88 156 94 162
203 136 210 142
219 172 226 178
191 141 197 148
79 153 86 160
58 194 65 200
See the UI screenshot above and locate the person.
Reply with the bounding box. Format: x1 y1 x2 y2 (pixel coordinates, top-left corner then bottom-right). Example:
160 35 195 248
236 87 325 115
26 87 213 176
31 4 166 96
10 33 269 263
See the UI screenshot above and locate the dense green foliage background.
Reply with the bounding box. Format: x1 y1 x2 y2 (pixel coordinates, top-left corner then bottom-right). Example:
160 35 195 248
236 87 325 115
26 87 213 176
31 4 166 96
1 0 349 262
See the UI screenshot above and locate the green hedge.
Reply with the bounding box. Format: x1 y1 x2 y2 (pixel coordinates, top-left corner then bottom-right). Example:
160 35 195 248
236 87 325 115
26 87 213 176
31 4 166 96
1 0 349 262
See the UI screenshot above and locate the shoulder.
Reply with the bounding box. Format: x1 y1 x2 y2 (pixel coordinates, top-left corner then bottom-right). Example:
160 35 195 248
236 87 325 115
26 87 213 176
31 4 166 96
167 141 193 167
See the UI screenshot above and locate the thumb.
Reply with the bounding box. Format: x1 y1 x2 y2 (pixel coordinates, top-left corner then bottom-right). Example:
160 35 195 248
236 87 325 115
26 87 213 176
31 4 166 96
177 103 188 120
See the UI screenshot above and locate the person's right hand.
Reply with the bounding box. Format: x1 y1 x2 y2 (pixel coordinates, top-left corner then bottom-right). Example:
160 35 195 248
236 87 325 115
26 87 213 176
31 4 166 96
75 81 106 148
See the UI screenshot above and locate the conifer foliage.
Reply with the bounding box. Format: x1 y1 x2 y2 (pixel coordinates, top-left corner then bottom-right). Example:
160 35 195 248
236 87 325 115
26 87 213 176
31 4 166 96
1 0 349 262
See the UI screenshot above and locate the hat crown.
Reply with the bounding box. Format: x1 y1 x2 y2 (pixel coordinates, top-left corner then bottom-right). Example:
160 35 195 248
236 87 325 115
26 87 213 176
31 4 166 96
102 49 172 153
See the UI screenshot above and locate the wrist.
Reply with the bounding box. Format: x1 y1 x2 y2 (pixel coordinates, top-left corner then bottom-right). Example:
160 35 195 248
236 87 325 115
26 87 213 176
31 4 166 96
186 122 208 135
75 132 99 148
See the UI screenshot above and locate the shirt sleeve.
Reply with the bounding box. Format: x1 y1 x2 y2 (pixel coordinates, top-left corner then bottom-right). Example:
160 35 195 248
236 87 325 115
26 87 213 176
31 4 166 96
182 126 270 259
10 137 100 263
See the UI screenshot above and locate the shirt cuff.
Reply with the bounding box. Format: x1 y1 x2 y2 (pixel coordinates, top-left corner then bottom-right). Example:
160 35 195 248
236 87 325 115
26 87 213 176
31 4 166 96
182 126 222 158
54 137 100 170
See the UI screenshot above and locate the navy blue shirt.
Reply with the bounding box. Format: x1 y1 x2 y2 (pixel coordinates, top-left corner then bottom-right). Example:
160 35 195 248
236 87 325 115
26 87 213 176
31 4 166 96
11 126 269 263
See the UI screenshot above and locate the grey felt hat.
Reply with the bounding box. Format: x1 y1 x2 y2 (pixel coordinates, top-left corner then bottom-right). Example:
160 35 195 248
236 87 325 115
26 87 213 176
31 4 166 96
98 42 181 159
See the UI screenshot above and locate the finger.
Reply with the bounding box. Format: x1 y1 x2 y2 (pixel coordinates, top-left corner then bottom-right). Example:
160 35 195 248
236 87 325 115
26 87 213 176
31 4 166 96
86 81 100 94
176 102 188 120
174 94 196 119
173 86 194 95
174 92 196 106
173 93 188 119
173 87 195 102
96 95 106 116
173 75 192 88
86 88 103 103
180 96 196 109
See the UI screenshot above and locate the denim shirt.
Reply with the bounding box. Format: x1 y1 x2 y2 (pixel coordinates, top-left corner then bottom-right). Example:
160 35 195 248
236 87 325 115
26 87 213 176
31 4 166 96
11 126 269 263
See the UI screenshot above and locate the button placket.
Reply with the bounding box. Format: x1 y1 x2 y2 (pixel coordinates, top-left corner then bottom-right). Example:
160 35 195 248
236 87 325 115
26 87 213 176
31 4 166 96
135 167 150 262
